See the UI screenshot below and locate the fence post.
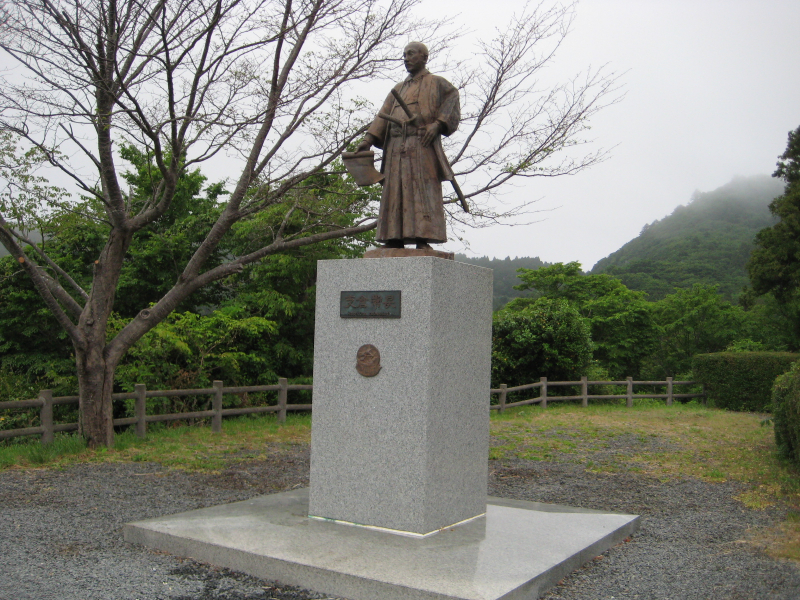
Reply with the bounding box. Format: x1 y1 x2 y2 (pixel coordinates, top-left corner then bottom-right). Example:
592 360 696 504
135 384 147 438
212 380 223 433
40 390 53 445
626 377 633 408
581 376 588 408
498 384 507 413
702 383 707 406
540 377 547 409
278 378 288 423
666 376 673 406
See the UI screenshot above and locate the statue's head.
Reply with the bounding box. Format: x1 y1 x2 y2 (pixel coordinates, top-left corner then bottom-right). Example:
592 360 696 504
403 42 428 75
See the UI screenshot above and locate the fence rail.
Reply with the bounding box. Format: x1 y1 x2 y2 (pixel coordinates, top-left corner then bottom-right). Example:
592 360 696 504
490 376 705 412
1 376 703 445
0 378 312 444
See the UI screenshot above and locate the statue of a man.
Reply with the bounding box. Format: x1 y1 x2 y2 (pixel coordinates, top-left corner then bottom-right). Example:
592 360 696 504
356 42 460 249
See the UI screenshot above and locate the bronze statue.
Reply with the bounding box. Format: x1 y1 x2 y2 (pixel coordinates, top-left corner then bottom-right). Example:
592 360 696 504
355 42 461 250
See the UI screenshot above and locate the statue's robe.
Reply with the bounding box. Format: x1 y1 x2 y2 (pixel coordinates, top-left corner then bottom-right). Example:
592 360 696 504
366 69 460 243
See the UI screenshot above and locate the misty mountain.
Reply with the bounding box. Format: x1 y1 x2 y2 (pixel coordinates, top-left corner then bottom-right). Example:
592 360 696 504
591 175 784 301
456 254 550 310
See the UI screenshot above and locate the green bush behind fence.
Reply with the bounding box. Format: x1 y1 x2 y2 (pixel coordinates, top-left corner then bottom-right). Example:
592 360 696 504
693 351 800 412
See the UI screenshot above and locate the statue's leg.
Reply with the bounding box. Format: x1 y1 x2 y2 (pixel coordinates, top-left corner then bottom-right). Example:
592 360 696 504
409 139 447 244
376 138 404 245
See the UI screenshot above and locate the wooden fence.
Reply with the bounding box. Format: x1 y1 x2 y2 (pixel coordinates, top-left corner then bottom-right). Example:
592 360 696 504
490 376 705 412
1 376 703 445
0 378 311 445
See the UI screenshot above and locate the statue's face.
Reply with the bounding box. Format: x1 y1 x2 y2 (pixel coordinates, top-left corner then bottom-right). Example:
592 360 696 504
403 45 427 75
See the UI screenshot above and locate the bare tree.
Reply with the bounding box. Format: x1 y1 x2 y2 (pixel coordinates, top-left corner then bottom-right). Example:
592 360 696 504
445 1 618 230
0 0 619 446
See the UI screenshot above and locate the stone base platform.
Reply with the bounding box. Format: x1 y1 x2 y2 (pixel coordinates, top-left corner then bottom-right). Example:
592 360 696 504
362 247 454 259
124 488 639 600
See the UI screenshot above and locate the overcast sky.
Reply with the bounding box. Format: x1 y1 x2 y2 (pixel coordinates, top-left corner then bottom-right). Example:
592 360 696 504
8 1 796 270
426 0 800 269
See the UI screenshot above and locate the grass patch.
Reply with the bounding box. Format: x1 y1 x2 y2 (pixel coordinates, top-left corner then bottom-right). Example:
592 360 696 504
749 509 800 562
0 432 88 469
492 402 782 484
0 412 312 472
491 401 800 561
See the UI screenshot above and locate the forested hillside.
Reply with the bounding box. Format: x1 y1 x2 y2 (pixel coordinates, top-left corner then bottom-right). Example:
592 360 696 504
456 254 550 309
591 175 783 301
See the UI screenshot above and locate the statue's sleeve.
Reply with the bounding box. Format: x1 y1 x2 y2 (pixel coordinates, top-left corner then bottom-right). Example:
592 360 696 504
366 89 396 149
435 78 460 136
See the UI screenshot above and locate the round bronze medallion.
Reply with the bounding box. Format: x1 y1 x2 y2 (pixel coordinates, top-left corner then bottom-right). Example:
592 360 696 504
356 344 381 377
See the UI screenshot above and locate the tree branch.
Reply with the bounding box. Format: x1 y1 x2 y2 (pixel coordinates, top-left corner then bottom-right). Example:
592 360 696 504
105 218 376 361
6 227 89 301
0 214 84 347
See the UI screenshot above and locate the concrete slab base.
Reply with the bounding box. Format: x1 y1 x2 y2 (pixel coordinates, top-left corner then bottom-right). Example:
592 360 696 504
124 488 639 600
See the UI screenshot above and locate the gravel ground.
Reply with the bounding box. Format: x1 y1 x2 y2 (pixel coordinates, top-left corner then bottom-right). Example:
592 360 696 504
1 443 799 600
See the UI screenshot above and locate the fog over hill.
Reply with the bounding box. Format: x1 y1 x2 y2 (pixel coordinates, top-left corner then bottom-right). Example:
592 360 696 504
455 254 550 310
591 175 784 301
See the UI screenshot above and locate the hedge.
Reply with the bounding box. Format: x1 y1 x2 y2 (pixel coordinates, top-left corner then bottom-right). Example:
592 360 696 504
773 362 800 467
692 352 800 412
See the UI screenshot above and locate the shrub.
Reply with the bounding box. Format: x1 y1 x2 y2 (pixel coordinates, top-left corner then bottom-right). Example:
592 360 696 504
492 298 592 392
693 352 800 412
773 362 800 466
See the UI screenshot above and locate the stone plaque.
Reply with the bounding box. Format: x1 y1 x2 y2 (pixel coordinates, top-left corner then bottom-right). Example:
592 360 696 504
340 291 401 318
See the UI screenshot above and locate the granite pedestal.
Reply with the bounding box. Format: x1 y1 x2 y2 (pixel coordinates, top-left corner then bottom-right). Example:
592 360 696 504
124 488 640 600
308 257 493 536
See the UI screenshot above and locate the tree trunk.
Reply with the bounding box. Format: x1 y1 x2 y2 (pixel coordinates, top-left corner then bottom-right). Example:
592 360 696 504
72 226 134 448
75 341 117 448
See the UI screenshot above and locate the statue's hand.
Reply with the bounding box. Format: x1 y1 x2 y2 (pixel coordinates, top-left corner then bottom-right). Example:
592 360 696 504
420 121 441 148
355 138 372 152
